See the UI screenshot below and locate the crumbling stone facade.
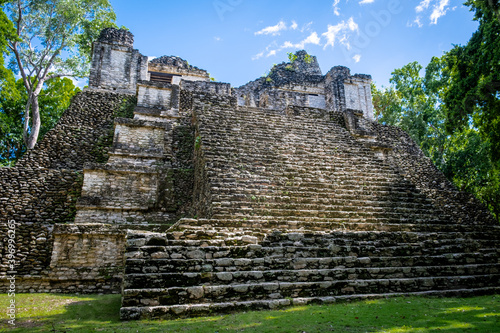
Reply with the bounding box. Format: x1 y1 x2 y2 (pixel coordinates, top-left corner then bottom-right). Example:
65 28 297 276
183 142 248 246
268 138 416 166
1 28 498 319
0 90 136 293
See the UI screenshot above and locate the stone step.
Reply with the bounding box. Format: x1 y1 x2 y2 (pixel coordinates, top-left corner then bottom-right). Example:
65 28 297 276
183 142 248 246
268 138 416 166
207 175 414 189
206 167 401 179
74 208 177 226
120 286 500 320
209 186 428 201
211 201 440 216
212 197 436 211
113 118 168 152
76 163 160 210
123 263 500 289
170 219 499 237
126 237 496 262
210 187 430 201
125 251 500 274
209 208 443 222
203 151 384 164
121 274 500 307
173 220 449 233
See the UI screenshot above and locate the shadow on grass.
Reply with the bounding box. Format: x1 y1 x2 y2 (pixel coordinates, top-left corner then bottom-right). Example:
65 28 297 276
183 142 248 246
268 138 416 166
0 294 499 333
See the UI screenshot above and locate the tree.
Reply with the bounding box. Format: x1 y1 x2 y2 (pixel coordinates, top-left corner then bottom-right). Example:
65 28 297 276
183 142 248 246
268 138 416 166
373 57 500 222
443 0 500 162
0 72 80 166
3 0 117 150
372 61 448 167
0 0 16 78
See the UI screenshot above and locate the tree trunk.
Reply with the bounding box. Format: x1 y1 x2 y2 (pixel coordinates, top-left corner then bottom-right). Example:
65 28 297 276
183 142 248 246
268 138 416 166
25 93 41 150
22 95 31 146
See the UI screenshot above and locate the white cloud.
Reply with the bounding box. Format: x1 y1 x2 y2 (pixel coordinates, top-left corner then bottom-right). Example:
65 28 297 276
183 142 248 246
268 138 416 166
214 36 222 41
430 0 450 24
359 0 375 4
347 17 359 32
416 0 432 13
323 24 344 49
322 17 359 49
353 54 361 63
301 21 313 32
412 0 451 26
266 50 277 57
255 20 287 36
252 51 265 60
252 42 278 60
281 32 321 50
413 16 423 28
253 22 322 60
298 32 321 48
332 0 341 16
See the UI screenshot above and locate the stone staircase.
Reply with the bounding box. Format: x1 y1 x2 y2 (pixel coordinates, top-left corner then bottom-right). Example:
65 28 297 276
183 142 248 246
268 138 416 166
120 104 500 320
74 101 181 229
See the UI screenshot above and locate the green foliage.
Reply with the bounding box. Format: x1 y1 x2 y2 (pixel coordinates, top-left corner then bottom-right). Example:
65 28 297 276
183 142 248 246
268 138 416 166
0 74 80 166
442 129 500 219
5 0 118 77
3 0 118 150
373 55 500 221
114 96 137 119
442 0 500 162
1 294 499 332
0 0 16 79
373 60 448 166
194 135 202 150
287 51 313 64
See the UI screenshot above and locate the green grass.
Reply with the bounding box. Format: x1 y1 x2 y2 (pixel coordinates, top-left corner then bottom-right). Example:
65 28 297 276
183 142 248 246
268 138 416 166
0 294 499 332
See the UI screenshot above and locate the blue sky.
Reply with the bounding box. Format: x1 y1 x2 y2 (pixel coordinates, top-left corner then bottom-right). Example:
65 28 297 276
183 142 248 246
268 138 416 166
110 0 478 88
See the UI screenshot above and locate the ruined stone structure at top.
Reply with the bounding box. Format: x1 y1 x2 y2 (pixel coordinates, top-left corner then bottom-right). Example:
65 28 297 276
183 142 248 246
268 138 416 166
89 28 373 124
235 50 374 122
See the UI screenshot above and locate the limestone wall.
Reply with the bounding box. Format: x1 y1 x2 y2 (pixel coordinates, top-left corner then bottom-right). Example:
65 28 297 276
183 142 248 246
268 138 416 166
344 75 374 121
137 82 174 110
148 55 210 81
181 80 232 95
89 28 148 94
0 90 136 293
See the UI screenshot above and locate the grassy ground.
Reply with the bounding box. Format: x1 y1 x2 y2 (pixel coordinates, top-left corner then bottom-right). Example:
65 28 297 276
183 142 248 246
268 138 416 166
0 294 499 332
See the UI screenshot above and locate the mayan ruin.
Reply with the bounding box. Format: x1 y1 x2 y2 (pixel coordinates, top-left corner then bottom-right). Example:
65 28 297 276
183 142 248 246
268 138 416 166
0 27 499 320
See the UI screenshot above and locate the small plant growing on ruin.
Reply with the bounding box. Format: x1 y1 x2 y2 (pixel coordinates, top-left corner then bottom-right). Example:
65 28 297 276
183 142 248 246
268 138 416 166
194 135 202 149
304 54 313 64
287 52 298 63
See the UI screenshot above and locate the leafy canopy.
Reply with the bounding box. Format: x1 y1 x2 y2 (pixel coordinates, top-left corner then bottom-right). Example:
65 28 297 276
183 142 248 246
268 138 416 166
5 0 117 80
373 56 499 222
0 70 80 166
2 0 117 151
442 0 500 161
